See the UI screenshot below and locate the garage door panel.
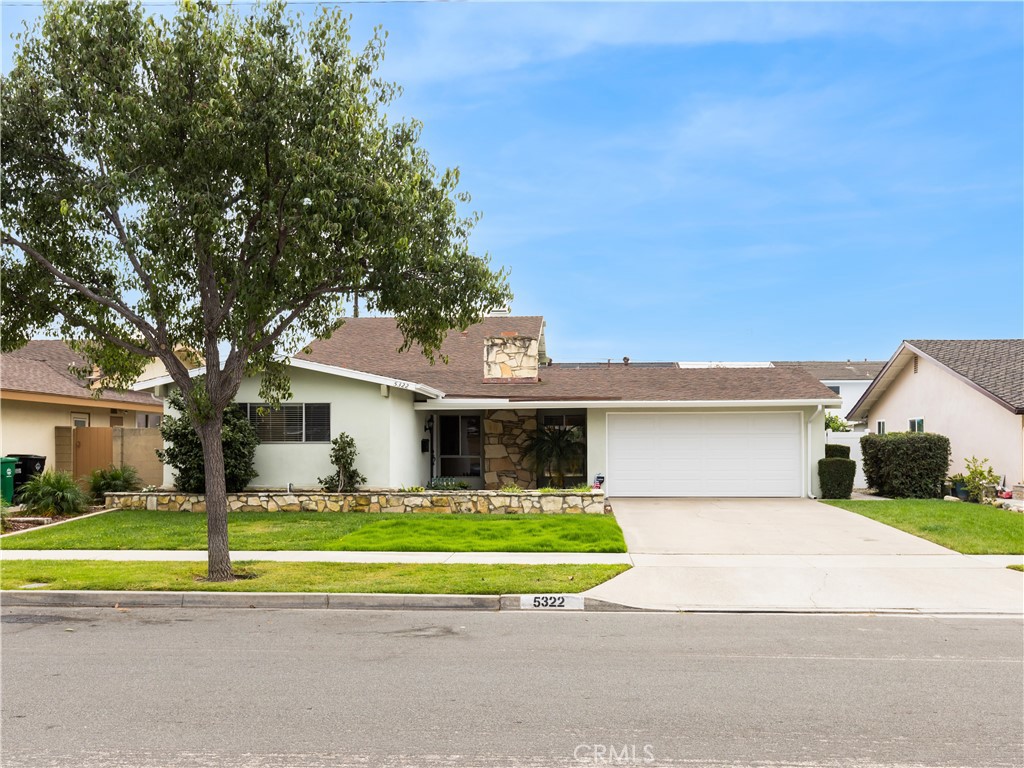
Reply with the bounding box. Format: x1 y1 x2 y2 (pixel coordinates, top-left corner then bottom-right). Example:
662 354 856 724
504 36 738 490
607 412 803 497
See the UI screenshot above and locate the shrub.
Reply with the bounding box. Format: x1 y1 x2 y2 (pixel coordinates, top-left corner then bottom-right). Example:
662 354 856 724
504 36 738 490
818 458 856 499
317 432 367 492
860 432 950 498
963 456 1000 503
88 465 142 501
427 477 470 490
825 444 851 460
157 390 260 493
16 470 90 516
825 414 852 432
500 483 524 493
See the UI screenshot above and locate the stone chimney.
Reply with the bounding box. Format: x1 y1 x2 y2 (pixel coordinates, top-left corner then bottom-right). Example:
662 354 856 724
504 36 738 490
484 332 539 382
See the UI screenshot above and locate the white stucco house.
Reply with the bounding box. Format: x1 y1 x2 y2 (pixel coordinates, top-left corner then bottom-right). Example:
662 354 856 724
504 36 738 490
138 315 842 498
848 339 1024 485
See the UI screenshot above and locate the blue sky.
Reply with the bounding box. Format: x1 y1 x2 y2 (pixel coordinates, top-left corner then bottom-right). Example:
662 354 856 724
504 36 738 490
3 2 1022 363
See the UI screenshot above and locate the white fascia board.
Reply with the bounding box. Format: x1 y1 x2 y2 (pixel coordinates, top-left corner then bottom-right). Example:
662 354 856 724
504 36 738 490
415 398 843 410
133 359 444 399
132 366 207 391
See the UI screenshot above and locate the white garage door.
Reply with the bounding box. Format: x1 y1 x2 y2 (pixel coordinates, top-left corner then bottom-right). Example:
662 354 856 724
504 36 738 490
607 412 803 497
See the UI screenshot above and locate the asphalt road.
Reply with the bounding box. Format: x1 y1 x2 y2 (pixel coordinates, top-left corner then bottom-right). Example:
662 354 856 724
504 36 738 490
2 608 1021 768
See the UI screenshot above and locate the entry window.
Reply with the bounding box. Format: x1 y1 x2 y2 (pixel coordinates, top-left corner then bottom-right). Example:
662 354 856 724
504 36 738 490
909 418 925 433
237 403 331 443
876 421 885 435
71 412 90 428
438 415 481 478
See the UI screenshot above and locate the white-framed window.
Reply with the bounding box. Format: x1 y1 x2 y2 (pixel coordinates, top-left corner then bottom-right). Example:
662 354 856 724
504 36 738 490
136 413 161 428
71 412 90 428
909 418 925 433
876 420 885 435
236 403 331 443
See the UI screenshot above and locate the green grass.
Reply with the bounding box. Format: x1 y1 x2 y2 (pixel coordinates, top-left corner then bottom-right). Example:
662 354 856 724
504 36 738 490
0 508 627 553
1008 565 1023 573
823 499 1024 554
0 560 628 594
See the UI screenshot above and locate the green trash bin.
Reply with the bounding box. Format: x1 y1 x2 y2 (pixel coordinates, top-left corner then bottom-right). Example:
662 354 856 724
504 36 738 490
1 457 17 504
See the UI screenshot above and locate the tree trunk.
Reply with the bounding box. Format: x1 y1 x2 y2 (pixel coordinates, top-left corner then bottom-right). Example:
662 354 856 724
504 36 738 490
197 417 233 581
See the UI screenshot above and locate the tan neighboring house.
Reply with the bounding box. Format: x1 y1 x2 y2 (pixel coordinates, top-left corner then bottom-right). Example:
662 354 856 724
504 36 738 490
848 339 1024 484
0 340 165 484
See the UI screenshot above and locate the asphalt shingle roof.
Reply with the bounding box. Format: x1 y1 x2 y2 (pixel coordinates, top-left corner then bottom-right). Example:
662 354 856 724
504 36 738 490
299 317 838 402
771 360 885 381
907 339 1024 411
1 340 159 406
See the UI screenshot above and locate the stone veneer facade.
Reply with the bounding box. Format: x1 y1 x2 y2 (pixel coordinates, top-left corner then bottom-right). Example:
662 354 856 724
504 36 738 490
105 491 608 515
483 334 540 380
482 409 537 489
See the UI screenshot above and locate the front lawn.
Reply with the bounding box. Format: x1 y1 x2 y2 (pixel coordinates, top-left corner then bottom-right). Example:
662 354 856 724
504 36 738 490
823 499 1024 554
0 508 627 553
0 560 629 594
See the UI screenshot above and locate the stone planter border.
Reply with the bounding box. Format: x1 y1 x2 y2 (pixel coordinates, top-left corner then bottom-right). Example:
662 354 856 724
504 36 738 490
105 490 609 515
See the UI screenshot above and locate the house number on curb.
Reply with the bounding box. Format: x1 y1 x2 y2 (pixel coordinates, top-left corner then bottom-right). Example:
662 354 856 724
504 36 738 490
520 594 584 610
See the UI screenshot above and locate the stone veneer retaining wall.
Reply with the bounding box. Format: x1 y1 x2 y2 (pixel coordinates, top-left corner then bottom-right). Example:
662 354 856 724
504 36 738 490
483 409 537 489
106 490 608 515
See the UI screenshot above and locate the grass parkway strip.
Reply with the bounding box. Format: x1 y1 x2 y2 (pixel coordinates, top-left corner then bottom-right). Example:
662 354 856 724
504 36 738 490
823 499 1024 555
0 560 629 594
0 509 627 553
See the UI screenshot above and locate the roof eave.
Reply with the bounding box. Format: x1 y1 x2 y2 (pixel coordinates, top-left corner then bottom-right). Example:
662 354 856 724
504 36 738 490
416 397 842 410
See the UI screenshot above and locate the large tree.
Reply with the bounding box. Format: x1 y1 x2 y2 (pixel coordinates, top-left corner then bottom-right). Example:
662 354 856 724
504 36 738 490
1 0 510 580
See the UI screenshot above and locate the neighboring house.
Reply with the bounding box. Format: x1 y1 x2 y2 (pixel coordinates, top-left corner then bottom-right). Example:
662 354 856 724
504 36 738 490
771 360 885 427
848 339 1024 484
139 316 841 498
1 341 165 481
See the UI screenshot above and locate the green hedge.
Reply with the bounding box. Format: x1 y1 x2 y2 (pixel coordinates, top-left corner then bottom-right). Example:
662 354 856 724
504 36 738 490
825 444 851 459
860 432 950 498
818 458 856 499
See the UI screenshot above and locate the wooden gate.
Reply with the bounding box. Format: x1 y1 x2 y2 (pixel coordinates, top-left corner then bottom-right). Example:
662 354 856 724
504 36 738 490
73 427 113 481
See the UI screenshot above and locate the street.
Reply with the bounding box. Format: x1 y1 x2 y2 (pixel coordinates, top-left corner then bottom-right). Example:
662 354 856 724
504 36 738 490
2 608 1021 768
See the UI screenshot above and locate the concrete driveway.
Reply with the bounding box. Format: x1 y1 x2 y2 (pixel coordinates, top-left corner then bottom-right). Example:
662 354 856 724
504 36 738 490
613 497 952 555
586 498 1024 614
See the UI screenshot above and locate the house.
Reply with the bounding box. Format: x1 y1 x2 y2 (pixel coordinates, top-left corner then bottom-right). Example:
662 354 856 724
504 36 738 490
771 360 885 427
848 339 1024 484
1 341 165 483
140 315 841 498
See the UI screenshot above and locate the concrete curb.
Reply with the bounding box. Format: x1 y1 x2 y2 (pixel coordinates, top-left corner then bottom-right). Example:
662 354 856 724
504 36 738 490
0 590 636 612
2 591 1019 616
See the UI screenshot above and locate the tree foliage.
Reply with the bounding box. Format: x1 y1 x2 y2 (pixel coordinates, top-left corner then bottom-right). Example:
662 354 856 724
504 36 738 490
157 389 260 494
1 0 510 578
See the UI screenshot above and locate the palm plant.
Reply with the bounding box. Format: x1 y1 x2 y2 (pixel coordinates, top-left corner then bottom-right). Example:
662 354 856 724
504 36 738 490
16 470 90 517
523 425 585 489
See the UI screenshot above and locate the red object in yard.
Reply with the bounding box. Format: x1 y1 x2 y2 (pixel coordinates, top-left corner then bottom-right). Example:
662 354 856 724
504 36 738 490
997 490 1012 499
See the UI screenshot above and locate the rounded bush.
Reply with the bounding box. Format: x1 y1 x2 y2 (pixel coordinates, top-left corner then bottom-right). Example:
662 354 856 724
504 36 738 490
818 458 856 500
825 444 851 460
88 465 142 501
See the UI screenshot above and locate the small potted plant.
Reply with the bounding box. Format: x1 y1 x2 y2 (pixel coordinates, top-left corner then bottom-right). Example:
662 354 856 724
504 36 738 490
948 473 968 501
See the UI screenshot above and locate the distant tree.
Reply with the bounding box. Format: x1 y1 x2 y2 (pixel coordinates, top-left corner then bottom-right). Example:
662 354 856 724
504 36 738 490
825 414 852 432
1 0 511 579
